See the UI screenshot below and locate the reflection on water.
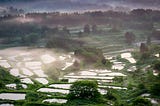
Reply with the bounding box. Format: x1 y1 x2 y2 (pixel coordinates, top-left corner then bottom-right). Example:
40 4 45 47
0 93 26 100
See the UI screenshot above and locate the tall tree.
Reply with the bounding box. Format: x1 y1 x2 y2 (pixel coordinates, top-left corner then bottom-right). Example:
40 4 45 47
125 32 135 44
140 43 148 53
84 24 90 34
92 24 97 33
146 35 151 45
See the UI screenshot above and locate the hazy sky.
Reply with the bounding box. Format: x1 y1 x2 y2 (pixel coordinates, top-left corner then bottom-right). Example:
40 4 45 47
0 0 159 13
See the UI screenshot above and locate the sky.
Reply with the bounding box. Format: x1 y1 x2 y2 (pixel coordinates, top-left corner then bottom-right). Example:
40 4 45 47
0 0 159 13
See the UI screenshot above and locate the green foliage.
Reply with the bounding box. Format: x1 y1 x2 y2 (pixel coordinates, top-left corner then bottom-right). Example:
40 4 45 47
27 81 42 91
21 33 40 44
0 23 45 39
84 24 90 34
109 25 120 33
136 51 153 65
137 83 145 90
66 99 97 106
67 80 101 102
140 52 151 60
46 37 84 51
105 59 113 68
113 77 124 83
150 45 160 54
131 97 152 106
104 90 117 101
152 60 160 71
94 59 112 69
150 82 160 97
125 32 135 44
74 47 105 65
16 102 61 106
26 92 46 102
149 75 160 97
0 67 20 88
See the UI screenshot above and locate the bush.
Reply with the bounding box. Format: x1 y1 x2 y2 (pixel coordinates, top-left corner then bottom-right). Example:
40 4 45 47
150 82 160 96
113 77 123 83
153 60 160 71
137 83 145 90
67 80 101 102
74 47 105 64
104 90 117 101
21 33 40 44
0 67 20 85
132 97 152 106
26 92 39 101
46 37 84 51
26 92 46 102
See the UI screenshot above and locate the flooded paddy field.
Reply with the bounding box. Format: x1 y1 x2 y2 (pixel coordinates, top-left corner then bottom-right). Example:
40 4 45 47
0 46 135 104
0 47 75 84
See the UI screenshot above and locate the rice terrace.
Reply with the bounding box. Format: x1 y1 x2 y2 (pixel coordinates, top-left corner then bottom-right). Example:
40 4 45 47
0 0 160 106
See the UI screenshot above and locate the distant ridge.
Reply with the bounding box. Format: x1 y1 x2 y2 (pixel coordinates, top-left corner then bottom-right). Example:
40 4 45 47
0 0 159 13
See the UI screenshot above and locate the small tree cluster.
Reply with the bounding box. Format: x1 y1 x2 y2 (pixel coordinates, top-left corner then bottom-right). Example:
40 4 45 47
83 24 98 34
21 33 39 44
67 80 101 101
74 47 105 64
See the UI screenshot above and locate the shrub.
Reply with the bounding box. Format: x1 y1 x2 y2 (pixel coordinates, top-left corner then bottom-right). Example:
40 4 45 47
113 77 123 83
26 92 39 101
67 80 101 101
132 97 152 106
150 82 160 96
153 60 160 72
104 90 117 101
0 67 20 85
137 83 145 90
74 47 105 64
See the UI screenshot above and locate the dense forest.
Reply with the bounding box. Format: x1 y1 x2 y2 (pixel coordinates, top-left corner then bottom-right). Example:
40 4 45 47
0 9 160 44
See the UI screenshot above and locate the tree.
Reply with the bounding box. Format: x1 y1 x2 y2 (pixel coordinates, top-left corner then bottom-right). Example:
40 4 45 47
84 24 90 34
140 43 148 53
146 35 151 45
150 45 160 55
74 47 105 64
26 92 43 102
125 32 135 44
67 80 101 101
152 30 160 40
104 89 117 101
73 60 80 67
92 24 97 33
109 25 120 32
21 33 39 44
62 26 70 37
78 31 83 37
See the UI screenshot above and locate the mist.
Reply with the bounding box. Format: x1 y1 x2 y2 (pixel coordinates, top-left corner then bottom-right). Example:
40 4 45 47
0 0 160 13
0 0 160 106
